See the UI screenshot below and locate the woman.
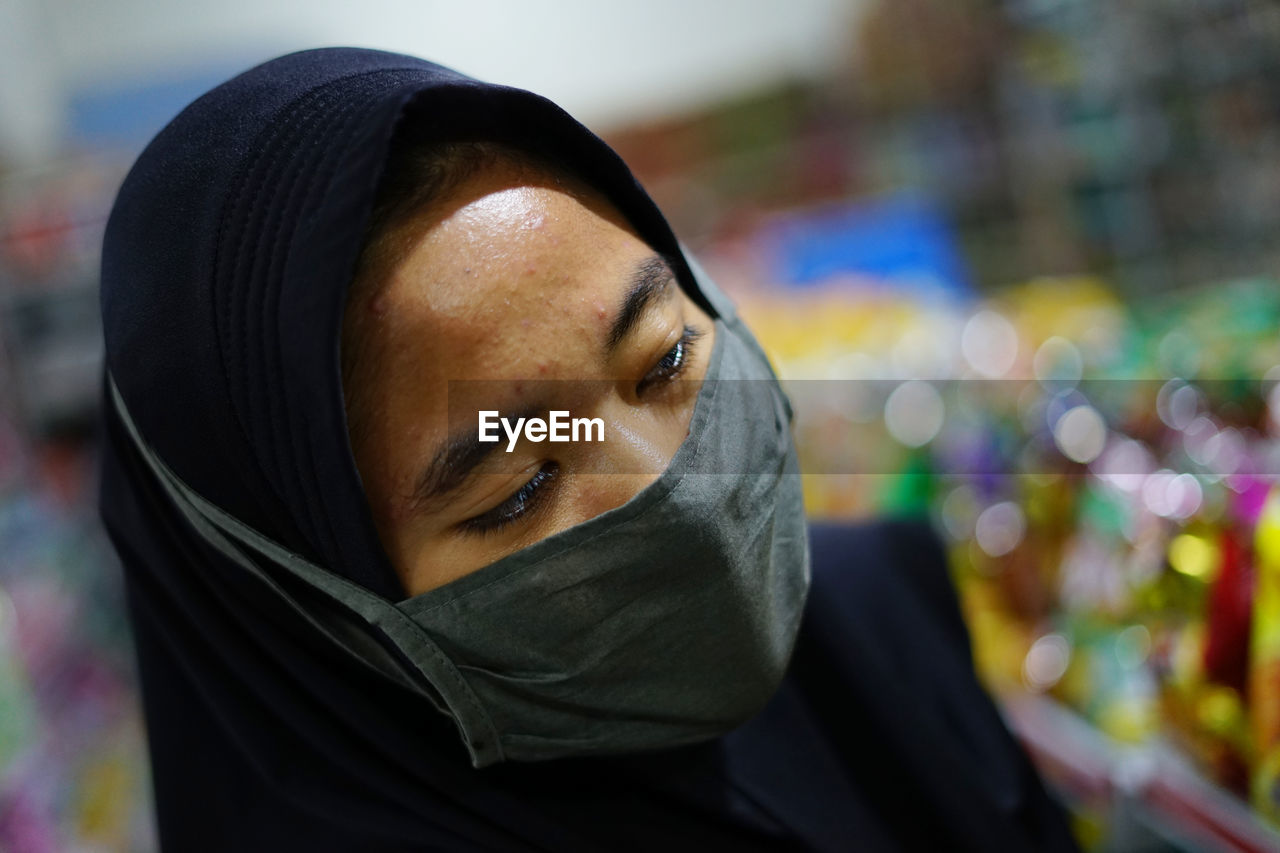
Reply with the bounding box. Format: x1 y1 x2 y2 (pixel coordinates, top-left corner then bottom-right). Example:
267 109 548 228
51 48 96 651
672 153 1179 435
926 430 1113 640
99 47 1077 851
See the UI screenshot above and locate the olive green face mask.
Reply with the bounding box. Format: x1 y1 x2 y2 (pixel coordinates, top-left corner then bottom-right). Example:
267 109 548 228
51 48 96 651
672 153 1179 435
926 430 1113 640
109 272 810 769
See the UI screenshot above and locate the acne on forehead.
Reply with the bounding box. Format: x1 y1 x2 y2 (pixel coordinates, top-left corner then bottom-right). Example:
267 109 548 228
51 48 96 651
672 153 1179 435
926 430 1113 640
367 292 391 318
593 301 611 334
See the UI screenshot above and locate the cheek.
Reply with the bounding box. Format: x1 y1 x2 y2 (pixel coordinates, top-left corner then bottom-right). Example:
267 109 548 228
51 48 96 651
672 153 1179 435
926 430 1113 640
563 472 660 520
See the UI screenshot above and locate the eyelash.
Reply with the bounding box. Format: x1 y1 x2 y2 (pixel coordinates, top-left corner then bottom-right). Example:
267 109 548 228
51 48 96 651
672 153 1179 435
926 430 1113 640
460 325 704 537
460 462 559 535
638 325 703 396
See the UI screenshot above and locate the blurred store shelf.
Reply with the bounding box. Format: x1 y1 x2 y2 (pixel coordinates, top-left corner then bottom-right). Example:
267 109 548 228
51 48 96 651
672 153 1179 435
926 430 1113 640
1006 690 1280 852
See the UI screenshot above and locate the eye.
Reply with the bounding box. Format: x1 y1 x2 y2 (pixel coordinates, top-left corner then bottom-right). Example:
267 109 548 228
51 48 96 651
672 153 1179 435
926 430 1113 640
459 462 559 536
638 325 703 396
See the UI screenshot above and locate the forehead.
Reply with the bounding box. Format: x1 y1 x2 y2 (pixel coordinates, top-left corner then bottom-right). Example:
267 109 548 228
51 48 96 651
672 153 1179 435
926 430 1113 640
343 160 655 422
367 165 653 378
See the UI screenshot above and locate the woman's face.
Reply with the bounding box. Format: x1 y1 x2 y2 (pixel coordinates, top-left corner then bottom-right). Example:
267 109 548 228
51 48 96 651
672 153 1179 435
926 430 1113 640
343 160 716 596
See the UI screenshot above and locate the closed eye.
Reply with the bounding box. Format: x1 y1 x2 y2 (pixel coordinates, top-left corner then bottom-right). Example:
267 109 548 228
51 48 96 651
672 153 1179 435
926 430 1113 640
458 462 559 536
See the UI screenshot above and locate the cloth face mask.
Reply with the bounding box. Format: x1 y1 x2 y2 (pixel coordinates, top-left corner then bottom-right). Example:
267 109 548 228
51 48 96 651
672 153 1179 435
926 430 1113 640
109 275 811 768
394 307 811 765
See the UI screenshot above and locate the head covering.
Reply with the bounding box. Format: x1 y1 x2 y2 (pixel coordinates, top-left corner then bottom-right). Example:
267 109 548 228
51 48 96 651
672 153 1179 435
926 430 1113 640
97 46 786 851
101 47 714 603
99 47 1078 852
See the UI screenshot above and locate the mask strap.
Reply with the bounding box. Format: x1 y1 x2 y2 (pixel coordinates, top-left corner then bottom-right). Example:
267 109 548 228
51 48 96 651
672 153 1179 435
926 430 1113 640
107 374 504 766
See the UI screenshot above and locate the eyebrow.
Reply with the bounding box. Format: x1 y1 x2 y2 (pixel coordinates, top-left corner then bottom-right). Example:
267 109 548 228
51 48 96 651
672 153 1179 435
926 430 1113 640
411 402 542 512
606 254 676 355
411 254 676 512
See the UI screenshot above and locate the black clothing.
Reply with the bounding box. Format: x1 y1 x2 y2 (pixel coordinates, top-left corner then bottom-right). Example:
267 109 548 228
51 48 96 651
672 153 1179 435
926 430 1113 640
99 47 1076 851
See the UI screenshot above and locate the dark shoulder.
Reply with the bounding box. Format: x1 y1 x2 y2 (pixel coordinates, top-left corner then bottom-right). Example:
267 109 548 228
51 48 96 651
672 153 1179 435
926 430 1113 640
805 516 971 658
793 517 1080 852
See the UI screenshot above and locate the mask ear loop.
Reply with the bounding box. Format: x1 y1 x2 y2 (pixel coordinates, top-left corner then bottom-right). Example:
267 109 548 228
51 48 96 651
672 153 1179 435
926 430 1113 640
107 374 505 768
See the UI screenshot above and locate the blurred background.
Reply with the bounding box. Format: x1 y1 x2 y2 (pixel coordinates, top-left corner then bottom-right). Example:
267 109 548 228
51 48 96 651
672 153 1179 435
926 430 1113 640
2 0 1280 849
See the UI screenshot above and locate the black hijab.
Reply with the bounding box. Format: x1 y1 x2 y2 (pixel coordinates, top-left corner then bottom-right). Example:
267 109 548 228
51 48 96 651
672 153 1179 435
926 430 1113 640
99 47 1077 851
